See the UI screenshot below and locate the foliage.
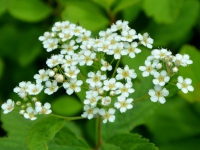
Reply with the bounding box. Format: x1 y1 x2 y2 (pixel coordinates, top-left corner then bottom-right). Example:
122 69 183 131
0 0 200 149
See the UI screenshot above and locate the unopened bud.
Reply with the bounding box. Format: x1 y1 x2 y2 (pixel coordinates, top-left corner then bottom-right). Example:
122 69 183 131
99 89 104 95
53 68 58 72
49 70 55 77
23 97 28 101
164 57 169 62
21 105 25 109
54 74 64 83
16 101 21 106
167 62 172 67
172 67 178 73
19 110 25 115
169 55 174 61
102 96 111 106
156 63 162 69
110 91 115 96
175 60 180 66
27 102 32 107
32 97 37 102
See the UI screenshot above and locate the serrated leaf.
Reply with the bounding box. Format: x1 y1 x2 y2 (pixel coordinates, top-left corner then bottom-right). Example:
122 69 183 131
147 0 199 47
0 110 36 150
178 45 200 102
8 0 52 22
143 0 183 24
113 0 142 14
51 95 83 116
61 0 109 33
27 116 65 150
102 133 158 150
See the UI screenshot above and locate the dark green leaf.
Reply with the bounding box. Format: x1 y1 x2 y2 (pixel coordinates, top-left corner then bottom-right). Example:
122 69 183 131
143 0 183 24
61 0 109 33
102 133 158 150
27 116 65 150
91 0 115 10
0 0 11 16
147 0 199 47
0 58 4 79
8 0 52 22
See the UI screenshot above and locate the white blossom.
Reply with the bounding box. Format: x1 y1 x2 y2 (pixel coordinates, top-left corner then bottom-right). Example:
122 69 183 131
86 71 106 87
99 108 115 123
103 78 120 91
138 33 153 49
34 69 49 83
176 76 194 93
114 96 133 113
173 54 193 67
153 70 170 86
111 20 129 32
23 107 38 120
13 81 31 98
35 102 52 114
64 65 80 79
60 40 79 55
46 54 64 68
151 48 172 59
44 80 58 95
101 96 111 106
1 99 14 114
148 85 169 104
115 82 135 97
63 78 83 95
43 38 58 52
124 42 141 58
59 29 74 41
101 59 112 71
81 105 99 119
121 29 137 42
84 91 100 106
79 50 96 66
139 60 157 77
116 65 137 81
27 83 43 95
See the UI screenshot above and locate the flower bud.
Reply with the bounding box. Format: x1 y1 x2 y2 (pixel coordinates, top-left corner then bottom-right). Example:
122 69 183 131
172 67 178 73
110 91 115 96
27 102 32 107
21 105 25 109
49 70 55 77
167 62 172 67
175 60 180 66
32 97 37 102
16 101 21 106
53 68 58 72
19 110 25 115
102 96 111 106
54 74 64 83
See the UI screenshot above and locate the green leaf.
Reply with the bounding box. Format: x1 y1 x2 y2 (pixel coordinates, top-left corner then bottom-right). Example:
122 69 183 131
147 0 200 47
102 47 156 141
0 58 4 79
0 0 11 16
61 0 109 33
143 0 183 24
91 0 115 10
8 0 52 22
0 110 36 150
49 145 90 150
27 116 65 150
51 95 83 116
145 96 200 143
178 45 200 102
102 133 158 150
122 1 142 23
49 126 90 148
113 0 142 14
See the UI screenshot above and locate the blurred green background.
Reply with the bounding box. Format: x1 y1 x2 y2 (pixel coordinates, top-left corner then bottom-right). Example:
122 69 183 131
0 0 200 149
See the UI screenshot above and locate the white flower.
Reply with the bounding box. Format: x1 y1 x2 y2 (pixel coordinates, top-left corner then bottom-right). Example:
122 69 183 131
99 108 115 123
79 50 96 66
151 48 172 59
58 29 74 41
97 40 111 53
176 76 194 93
23 106 38 120
63 78 83 95
35 102 52 114
43 38 58 52
39 32 52 43
27 83 43 95
139 60 157 77
46 54 64 68
44 80 58 95
62 54 78 67
101 96 111 106
71 25 86 36
64 65 80 79
52 21 63 32
103 78 120 91
1 99 14 114
99 29 112 39
84 91 100 106
81 105 99 119
124 42 141 58
60 40 79 55
34 69 49 83
107 34 121 49
138 33 153 49
101 59 112 71
148 85 169 104
115 82 135 97
86 71 106 87
107 42 127 59
13 81 31 98
111 20 129 32
173 54 193 67
121 29 137 42
116 65 137 81
76 30 91 43
114 96 133 113
153 70 170 86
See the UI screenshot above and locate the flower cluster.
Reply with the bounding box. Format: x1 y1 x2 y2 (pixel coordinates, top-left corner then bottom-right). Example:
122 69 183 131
1 20 194 123
139 48 194 103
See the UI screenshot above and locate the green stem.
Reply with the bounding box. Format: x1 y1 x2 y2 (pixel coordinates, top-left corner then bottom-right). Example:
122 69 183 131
50 114 84 121
95 116 102 150
133 94 149 103
111 59 120 78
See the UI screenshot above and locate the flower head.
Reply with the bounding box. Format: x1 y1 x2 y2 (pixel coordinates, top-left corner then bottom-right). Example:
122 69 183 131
1 99 14 114
176 76 194 93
